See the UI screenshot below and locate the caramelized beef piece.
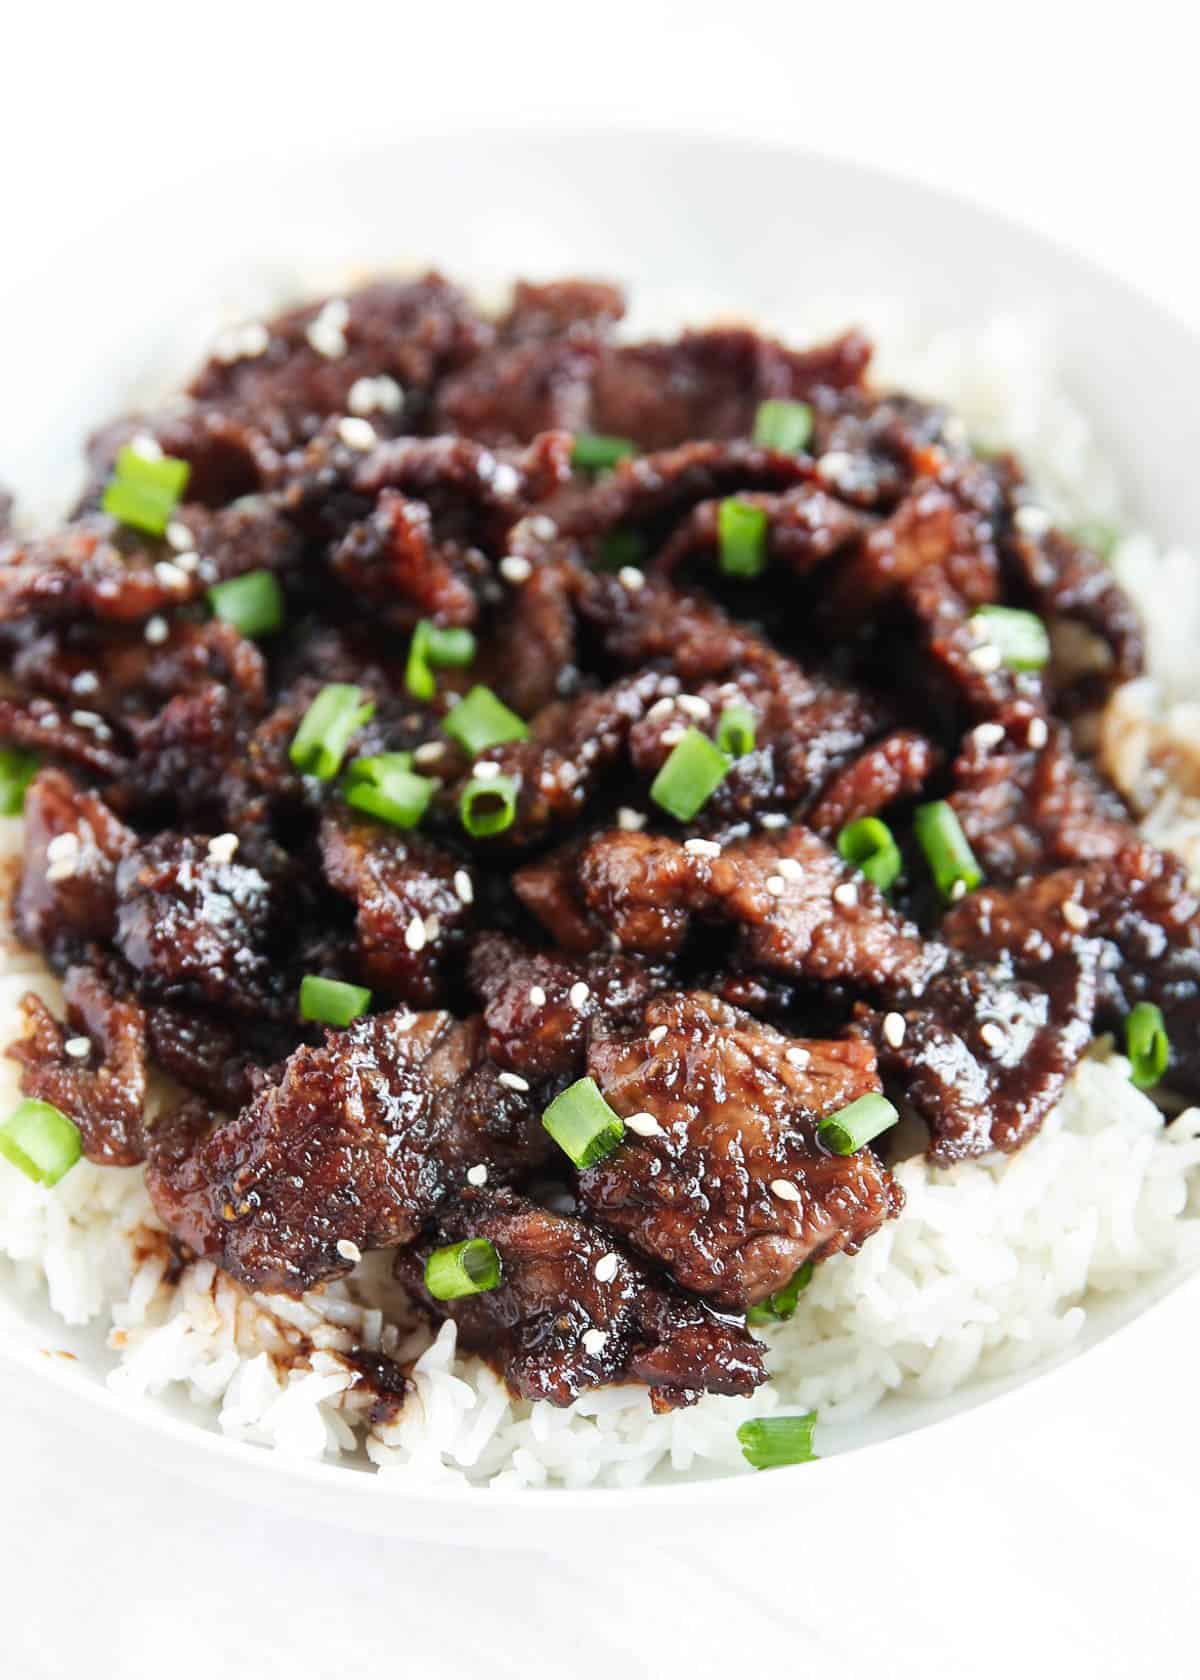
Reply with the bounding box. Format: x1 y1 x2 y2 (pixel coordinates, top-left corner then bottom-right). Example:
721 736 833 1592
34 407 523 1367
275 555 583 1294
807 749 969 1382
579 993 901 1308
502 278 626 340
1007 525 1144 709
145 1009 553 1293
655 484 867 580
807 730 937 837
329 487 479 627
0 520 202 625
807 391 956 511
14 771 136 962
434 333 603 445
0 694 128 780
145 1004 292 1111
395 1187 766 1409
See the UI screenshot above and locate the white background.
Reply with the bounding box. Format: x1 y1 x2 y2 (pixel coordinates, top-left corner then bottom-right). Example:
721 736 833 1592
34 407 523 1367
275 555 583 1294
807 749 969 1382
3 4 1199 1675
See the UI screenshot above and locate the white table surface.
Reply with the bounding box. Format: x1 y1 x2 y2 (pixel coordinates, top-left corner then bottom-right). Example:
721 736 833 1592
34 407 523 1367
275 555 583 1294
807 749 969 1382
3 5 1199 1674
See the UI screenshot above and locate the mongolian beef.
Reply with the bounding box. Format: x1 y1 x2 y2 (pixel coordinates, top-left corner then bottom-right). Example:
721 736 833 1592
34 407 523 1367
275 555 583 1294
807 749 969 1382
0 272 1188 1460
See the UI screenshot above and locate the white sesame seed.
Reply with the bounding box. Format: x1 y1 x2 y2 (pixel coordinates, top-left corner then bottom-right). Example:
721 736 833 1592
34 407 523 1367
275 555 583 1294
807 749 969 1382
648 1026 668 1046
684 838 721 858
967 643 1003 673
154 560 188 590
336 416 377 451
618 566 645 592
70 671 100 695
659 676 680 696
785 1046 811 1068
761 813 788 830
979 1021 1007 1053
833 882 858 907
165 521 194 552
1015 504 1052 538
453 869 474 905
499 555 533 584
593 1253 619 1283
882 1011 907 1049
171 550 199 573
207 833 239 864
1027 717 1049 750
581 1328 608 1356
498 1070 530 1092
817 450 854 485
69 710 109 737
405 914 427 952
347 374 403 416
64 1036 91 1059
214 321 269 363
776 857 803 881
529 515 557 541
46 833 80 864
491 462 521 497
466 1164 489 1187
617 807 646 832
336 1239 363 1264
472 760 501 782
568 981 591 1010
528 985 547 1008
770 1178 803 1204
765 875 786 897
423 914 441 942
626 1111 662 1136
1061 899 1089 932
646 697 676 723
45 858 78 884
950 878 968 901
973 722 1006 749
306 299 350 359
413 741 445 766
129 432 163 462
660 726 685 747
676 694 711 721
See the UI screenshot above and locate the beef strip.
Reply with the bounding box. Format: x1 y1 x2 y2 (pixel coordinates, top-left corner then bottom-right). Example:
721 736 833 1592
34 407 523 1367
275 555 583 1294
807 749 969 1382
13 770 136 964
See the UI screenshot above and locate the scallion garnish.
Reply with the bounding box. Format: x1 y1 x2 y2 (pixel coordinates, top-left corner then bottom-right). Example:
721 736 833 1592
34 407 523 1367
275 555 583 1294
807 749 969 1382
424 1237 503 1301
0 1099 82 1187
737 1412 818 1470
460 773 518 838
542 1077 625 1169
0 746 39 816
571 433 636 472
289 684 375 780
970 605 1050 672
913 800 982 901
1126 1002 1169 1090
343 753 437 829
836 816 902 892
101 445 190 537
405 619 477 703
299 975 373 1027
442 686 528 755
717 498 768 579
207 570 284 637
818 1092 899 1156
752 398 813 454
717 704 756 759
596 529 646 572
746 1261 813 1327
649 727 729 822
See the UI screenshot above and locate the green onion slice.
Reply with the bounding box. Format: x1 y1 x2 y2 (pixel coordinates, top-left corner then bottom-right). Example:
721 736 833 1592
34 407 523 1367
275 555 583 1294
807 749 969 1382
343 753 436 829
595 529 647 573
442 685 528 755
717 498 768 579
818 1092 899 1156
913 800 982 901
752 399 813 454
542 1077 625 1169
649 727 729 822
746 1261 814 1327
289 684 375 780
0 1099 82 1187
1126 1002 1169 1090
424 1238 503 1301
207 570 284 637
0 746 39 816
460 773 518 838
837 817 902 892
571 433 636 472
717 704 756 759
101 445 190 537
970 605 1051 672
405 619 477 703
299 975 372 1027
737 1412 818 1470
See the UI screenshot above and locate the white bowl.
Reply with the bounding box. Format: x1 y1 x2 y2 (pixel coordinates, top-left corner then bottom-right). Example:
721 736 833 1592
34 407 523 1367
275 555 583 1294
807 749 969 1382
3 126 1200 1542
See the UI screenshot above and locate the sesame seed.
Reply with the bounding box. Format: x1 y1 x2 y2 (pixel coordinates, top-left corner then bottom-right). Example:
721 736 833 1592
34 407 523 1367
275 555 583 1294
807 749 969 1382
472 760 501 782
1027 717 1049 750
528 986 547 1008
64 1036 91 1059
785 1046 811 1068
593 1253 619 1284
207 833 239 864
336 416 376 451
491 462 521 497
453 869 473 905
950 878 968 901
347 374 403 416
776 857 803 881
979 1022 1007 1053
684 838 721 858
618 566 645 592
660 726 685 747
617 807 646 832
498 1071 530 1092
69 710 109 737
154 560 188 590
626 1111 662 1136
165 521 194 552
765 874 786 897
529 515 557 541
1015 504 1052 537
833 882 858 907
46 833 80 864
413 741 445 766
336 1239 363 1263
973 722 1006 749
405 914 427 952
466 1164 489 1187
499 555 533 584
880 1012 907 1050
568 981 590 1010
172 550 199 573
761 813 788 830
129 433 163 462
70 671 100 695
967 643 1003 673
646 697 676 723
648 1026 668 1046
214 322 269 363
424 914 441 942
770 1178 803 1204
816 450 854 485
1061 899 1089 932
676 694 711 721
659 676 680 696
306 299 350 359
581 1328 608 1356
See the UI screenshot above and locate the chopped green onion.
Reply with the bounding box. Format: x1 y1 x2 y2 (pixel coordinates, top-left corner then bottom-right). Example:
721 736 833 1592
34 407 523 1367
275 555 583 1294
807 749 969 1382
344 753 436 829
737 1412 818 1470
101 445 190 537
405 619 477 703
542 1077 625 1169
914 800 982 901
299 975 372 1027
970 605 1050 672
717 498 768 579
424 1238 503 1301
442 685 528 755
649 727 729 822
571 433 636 472
752 399 813 454
595 529 646 572
460 773 518 838
1072 521 1120 561
837 817 902 892
0 746 39 816
746 1261 813 1327
289 684 375 780
717 704 756 759
0 1099 82 1187
1126 1002 1169 1090
818 1092 899 1156
207 570 284 637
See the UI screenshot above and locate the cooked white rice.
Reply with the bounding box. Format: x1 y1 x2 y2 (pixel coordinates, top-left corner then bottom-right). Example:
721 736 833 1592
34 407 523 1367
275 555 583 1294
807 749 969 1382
4 302 1200 1490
